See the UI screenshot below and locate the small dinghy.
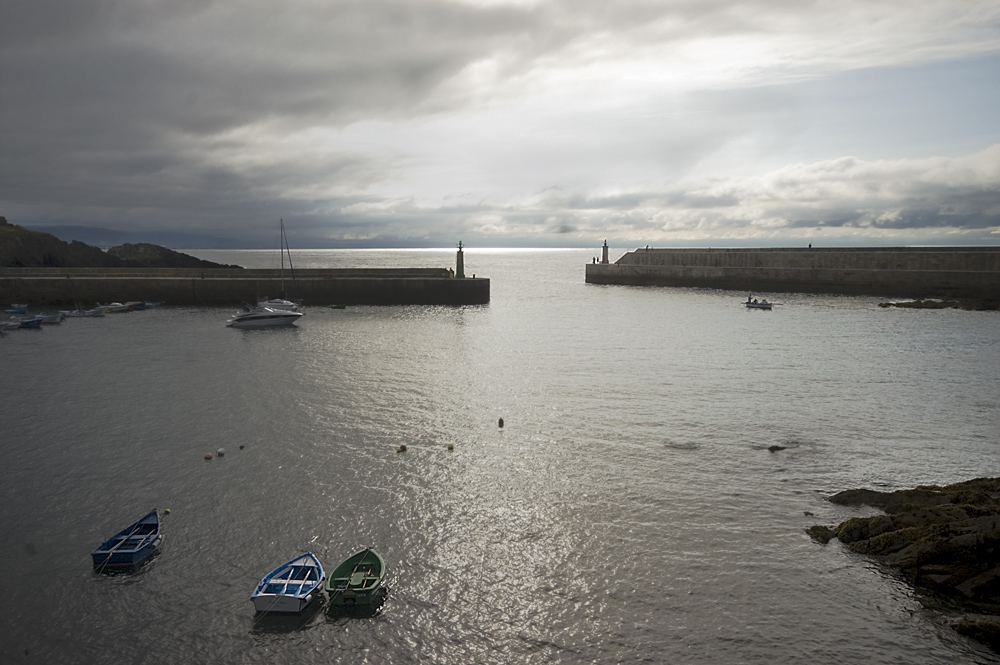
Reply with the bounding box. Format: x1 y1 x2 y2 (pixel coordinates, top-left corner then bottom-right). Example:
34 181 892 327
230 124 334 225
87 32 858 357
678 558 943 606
251 552 324 614
91 509 162 570
325 548 385 605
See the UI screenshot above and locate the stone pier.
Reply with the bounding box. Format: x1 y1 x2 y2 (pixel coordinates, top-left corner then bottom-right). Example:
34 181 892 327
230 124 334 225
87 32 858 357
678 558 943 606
585 247 1000 299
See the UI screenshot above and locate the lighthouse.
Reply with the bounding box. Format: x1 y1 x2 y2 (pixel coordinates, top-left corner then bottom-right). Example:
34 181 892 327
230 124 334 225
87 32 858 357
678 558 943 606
456 241 465 278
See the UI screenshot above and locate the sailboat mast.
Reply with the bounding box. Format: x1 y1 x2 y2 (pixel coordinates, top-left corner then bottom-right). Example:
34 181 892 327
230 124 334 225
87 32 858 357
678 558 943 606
279 219 285 296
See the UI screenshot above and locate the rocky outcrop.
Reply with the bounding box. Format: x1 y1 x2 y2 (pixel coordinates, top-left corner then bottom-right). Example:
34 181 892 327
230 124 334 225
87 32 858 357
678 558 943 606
0 218 240 269
809 478 1000 650
107 243 241 269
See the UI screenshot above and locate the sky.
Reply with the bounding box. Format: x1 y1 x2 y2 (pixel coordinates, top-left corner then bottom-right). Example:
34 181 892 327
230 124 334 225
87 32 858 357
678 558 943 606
2 0 999 249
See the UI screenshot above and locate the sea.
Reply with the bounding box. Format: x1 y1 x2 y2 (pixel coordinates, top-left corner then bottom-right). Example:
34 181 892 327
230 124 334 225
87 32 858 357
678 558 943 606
1 247 999 664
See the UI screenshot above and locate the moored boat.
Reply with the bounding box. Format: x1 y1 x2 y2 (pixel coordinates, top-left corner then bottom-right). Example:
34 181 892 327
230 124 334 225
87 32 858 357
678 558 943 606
325 548 385 605
14 317 42 329
91 509 162 570
5 304 28 315
62 306 106 317
251 552 324 614
35 313 62 325
226 305 303 329
97 302 132 313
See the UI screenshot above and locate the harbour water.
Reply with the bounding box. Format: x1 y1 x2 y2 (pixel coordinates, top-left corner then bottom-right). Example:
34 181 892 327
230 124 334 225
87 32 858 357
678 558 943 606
2 248 999 664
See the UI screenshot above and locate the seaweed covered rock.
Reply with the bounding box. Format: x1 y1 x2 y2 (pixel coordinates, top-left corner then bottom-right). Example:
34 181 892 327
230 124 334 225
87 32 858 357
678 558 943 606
810 478 1000 650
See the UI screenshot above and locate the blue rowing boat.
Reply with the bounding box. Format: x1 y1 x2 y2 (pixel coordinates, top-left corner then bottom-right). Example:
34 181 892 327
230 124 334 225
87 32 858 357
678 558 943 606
251 552 324 614
91 509 162 569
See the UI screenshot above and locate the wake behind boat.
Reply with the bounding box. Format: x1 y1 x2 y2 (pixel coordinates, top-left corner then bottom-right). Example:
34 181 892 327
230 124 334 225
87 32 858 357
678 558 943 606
251 552 324 614
226 304 303 329
325 548 385 605
91 509 162 570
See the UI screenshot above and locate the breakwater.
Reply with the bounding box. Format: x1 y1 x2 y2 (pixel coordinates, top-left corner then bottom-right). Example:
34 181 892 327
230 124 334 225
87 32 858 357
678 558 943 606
0 267 489 306
586 247 1000 299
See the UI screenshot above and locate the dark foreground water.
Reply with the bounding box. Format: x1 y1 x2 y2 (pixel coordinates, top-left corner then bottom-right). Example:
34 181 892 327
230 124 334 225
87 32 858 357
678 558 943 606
2 248 999 664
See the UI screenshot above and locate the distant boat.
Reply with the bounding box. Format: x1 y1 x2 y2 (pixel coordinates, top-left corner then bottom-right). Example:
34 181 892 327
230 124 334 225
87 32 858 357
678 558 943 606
251 552 324 614
745 295 773 310
62 305 106 317
91 509 162 570
226 305 304 329
97 302 132 313
325 548 385 606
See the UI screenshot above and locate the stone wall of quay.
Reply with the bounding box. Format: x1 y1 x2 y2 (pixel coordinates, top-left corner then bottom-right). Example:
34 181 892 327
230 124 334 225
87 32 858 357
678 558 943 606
585 247 1000 299
0 267 490 306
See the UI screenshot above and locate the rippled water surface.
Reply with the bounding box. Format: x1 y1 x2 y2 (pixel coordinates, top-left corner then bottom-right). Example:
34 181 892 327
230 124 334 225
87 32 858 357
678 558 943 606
2 248 999 664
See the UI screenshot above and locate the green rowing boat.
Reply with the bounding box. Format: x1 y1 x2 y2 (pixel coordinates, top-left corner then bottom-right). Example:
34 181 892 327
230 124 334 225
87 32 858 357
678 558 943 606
324 548 385 605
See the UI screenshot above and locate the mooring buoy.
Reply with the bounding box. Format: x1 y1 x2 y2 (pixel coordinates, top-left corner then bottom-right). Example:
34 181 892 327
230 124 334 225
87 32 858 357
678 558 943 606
204 452 213 460
397 444 407 453
498 418 504 428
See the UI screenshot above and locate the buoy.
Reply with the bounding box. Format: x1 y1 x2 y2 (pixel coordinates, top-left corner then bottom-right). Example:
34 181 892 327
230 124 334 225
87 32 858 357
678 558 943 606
164 509 171 515
397 444 407 453
447 443 454 451
217 448 226 457
204 452 213 460
498 418 504 428
239 444 245 450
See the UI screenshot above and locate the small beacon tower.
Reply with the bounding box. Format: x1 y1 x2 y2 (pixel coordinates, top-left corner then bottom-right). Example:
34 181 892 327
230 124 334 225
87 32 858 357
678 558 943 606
601 239 609 264
456 241 465 279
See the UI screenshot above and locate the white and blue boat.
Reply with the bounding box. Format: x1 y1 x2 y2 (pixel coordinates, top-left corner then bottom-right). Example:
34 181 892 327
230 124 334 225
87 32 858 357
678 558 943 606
251 552 324 614
91 509 162 570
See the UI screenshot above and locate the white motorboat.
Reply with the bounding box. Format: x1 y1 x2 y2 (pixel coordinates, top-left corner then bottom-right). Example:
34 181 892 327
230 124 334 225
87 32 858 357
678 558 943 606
226 305 303 329
97 302 132 313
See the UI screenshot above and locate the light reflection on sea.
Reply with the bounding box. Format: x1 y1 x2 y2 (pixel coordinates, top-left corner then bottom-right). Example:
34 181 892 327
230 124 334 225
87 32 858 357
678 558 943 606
0 248 998 664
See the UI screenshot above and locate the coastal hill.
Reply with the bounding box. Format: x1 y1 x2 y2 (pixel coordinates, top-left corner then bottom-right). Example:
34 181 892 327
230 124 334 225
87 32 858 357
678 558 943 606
0 217 241 269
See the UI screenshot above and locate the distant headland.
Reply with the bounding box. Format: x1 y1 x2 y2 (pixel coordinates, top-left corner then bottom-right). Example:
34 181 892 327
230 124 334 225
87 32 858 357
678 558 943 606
0 216 241 269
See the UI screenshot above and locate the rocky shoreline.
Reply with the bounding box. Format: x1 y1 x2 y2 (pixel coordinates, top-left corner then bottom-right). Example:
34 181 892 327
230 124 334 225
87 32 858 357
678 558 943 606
809 477 1000 650
878 298 1000 311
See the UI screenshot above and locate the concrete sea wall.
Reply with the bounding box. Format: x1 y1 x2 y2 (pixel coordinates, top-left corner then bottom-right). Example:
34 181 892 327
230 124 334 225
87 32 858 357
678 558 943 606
585 247 1000 299
0 267 490 306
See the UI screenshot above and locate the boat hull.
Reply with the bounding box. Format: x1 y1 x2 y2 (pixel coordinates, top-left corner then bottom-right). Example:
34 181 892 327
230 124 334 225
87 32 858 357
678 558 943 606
251 552 324 615
227 308 303 329
91 509 162 570
325 548 385 606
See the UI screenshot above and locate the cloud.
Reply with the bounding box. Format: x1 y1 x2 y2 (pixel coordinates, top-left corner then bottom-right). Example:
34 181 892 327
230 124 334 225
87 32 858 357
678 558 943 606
2 0 999 246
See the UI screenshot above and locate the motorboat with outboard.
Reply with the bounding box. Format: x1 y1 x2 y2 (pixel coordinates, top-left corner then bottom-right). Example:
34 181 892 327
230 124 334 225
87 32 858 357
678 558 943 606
226 305 304 329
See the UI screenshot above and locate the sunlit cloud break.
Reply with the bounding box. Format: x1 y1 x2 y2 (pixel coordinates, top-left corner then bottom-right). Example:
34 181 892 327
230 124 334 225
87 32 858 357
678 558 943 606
1 0 999 247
